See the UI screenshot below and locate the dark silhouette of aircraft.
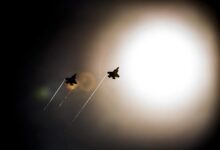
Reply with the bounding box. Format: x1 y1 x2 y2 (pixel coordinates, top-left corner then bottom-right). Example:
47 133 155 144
108 67 120 79
65 74 77 85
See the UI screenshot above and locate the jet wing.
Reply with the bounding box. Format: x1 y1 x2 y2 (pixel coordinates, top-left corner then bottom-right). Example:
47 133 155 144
72 74 77 78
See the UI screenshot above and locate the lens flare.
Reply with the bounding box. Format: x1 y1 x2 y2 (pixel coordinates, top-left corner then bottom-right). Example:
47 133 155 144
78 72 96 92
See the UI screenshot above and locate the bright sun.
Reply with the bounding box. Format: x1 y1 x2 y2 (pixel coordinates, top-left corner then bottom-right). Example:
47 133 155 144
93 5 217 142
119 20 209 112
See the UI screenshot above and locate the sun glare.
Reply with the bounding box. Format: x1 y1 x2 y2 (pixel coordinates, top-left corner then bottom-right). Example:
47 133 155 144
93 4 217 143
118 18 214 114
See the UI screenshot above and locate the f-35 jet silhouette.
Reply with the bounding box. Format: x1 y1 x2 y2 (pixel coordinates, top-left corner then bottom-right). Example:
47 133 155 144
65 74 77 85
107 67 120 79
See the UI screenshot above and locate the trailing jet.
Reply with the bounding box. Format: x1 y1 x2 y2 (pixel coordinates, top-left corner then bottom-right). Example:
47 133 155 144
107 67 120 79
65 74 77 85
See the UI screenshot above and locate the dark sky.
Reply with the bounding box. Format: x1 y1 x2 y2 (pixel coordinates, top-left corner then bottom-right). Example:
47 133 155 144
11 1 219 150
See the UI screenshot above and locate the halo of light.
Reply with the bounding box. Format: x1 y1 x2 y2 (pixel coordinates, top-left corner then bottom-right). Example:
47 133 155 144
78 72 96 92
90 4 218 144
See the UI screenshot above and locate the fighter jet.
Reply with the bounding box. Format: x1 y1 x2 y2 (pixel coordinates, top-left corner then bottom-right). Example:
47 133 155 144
65 74 77 85
107 67 120 79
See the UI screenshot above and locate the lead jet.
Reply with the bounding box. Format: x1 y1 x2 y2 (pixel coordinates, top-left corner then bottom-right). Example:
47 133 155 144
107 67 120 79
65 74 77 85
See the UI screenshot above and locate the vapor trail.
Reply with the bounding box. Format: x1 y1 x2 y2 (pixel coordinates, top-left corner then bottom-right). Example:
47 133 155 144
44 79 65 111
72 74 107 122
58 90 72 108
65 90 73 100
58 100 65 108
